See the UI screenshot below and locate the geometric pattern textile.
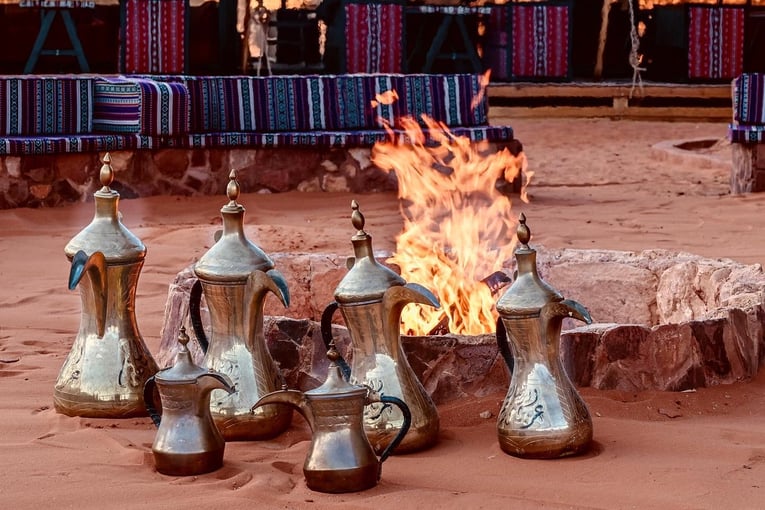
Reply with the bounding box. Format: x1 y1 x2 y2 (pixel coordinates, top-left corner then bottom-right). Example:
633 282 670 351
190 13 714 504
139 73 487 133
688 6 744 81
731 73 765 125
92 77 190 135
511 1 570 80
0 77 93 135
120 0 188 74
343 0 404 73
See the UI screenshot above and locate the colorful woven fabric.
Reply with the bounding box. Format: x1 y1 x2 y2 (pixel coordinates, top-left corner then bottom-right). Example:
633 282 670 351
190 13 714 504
92 77 189 135
0 134 154 156
121 0 187 74
344 1 404 73
728 125 765 144
0 77 93 135
731 74 765 125
511 2 571 80
484 6 511 82
392 74 487 127
688 6 744 80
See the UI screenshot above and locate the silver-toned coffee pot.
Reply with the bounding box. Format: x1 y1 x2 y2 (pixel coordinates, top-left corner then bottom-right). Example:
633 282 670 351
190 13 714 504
57 153 158 417
189 170 291 441
321 200 440 453
495 214 593 458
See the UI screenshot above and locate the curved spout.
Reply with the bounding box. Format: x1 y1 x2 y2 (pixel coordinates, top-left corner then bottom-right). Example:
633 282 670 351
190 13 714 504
541 298 593 326
252 389 313 430
197 372 235 417
68 250 107 338
266 269 290 308
382 283 440 338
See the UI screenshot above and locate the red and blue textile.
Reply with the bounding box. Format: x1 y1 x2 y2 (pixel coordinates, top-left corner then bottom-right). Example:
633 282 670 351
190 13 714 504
344 1 404 73
688 6 744 81
511 2 570 80
729 73 765 143
121 0 187 74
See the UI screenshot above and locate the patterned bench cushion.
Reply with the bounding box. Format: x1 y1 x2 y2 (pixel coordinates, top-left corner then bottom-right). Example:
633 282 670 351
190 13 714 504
728 125 765 144
144 73 488 133
732 73 765 125
93 77 190 135
0 125 514 155
0 77 93 136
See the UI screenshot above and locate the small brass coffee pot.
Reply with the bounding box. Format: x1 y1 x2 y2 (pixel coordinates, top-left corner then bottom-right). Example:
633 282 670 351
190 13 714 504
252 344 411 493
495 214 593 458
144 327 235 476
57 153 158 417
189 170 291 441
321 200 440 454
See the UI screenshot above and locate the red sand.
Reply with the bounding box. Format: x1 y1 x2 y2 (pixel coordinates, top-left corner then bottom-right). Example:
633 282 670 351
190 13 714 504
2 118 765 509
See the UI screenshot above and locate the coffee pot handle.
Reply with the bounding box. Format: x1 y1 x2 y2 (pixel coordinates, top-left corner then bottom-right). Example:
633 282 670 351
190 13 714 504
496 317 514 373
367 393 412 467
320 301 351 380
143 376 162 427
188 279 209 353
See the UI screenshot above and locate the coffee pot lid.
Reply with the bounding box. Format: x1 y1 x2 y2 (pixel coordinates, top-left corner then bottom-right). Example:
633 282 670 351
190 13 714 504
194 170 274 283
64 153 146 263
155 327 210 383
496 214 562 317
334 200 405 304
305 344 366 398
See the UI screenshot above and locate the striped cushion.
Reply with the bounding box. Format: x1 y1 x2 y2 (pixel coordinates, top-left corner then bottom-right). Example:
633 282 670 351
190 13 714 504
688 6 744 81
0 125 514 155
0 77 93 135
93 77 190 135
145 73 487 133
728 125 765 144
731 73 765 125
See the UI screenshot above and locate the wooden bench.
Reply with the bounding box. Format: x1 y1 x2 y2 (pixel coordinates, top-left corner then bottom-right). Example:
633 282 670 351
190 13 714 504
0 73 522 207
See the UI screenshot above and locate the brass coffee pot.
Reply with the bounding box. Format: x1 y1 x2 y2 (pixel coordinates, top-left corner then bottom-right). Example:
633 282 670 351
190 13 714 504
252 344 411 493
144 327 235 476
495 214 593 458
321 200 440 454
57 153 158 417
189 170 291 441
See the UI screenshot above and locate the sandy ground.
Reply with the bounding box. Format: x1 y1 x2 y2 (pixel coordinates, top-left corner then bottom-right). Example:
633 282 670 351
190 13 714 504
3 118 765 509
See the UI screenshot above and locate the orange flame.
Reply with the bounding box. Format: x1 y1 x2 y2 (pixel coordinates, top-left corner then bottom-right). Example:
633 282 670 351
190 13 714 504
372 97 530 335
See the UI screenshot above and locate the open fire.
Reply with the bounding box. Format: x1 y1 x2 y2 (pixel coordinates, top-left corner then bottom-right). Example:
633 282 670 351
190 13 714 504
371 79 531 336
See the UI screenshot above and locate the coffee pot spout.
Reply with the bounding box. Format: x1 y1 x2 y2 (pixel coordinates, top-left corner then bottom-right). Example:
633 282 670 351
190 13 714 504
67 250 107 337
252 389 313 430
543 298 593 326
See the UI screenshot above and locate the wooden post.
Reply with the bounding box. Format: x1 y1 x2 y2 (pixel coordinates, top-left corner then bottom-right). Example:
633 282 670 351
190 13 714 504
594 0 618 80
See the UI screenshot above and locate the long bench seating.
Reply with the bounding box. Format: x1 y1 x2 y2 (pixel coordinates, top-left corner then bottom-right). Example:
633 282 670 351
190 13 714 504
0 73 516 156
728 73 765 193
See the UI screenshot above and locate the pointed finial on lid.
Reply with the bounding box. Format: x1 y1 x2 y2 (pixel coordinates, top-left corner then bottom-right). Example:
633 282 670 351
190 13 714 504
327 340 340 362
226 169 240 205
99 152 114 192
178 326 190 350
351 200 366 235
517 213 531 249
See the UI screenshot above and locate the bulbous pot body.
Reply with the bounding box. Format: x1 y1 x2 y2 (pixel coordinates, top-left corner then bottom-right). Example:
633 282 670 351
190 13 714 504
339 301 438 454
151 381 227 476
198 279 291 440
55 259 158 417
497 314 592 459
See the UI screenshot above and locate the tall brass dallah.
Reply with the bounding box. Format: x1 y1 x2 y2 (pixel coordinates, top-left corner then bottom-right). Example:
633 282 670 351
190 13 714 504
495 214 593 458
321 201 440 453
57 153 158 417
189 170 291 440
